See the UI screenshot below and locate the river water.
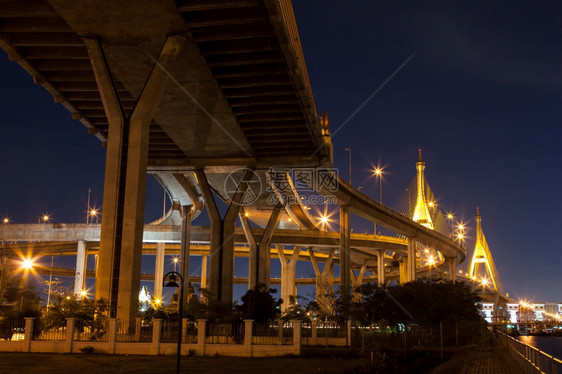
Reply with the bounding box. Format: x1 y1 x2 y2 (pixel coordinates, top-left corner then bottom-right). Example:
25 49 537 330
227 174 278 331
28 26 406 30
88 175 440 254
516 336 562 359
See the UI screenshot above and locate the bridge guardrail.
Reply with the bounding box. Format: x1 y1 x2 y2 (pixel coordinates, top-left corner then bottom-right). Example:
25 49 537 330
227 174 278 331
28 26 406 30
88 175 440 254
499 331 562 374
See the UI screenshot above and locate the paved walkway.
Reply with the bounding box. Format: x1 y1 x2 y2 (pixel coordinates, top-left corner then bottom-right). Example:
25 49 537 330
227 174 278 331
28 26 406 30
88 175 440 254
464 347 523 374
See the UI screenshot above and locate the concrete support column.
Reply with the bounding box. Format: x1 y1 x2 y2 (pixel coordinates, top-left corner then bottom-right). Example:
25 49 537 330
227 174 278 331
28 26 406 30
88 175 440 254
350 262 367 302
377 250 385 286
448 256 457 281
154 242 165 302
242 206 281 289
180 205 192 303
339 205 351 303
406 237 417 282
85 35 185 321
309 248 335 314
196 169 252 306
74 240 87 296
278 247 300 311
200 255 207 302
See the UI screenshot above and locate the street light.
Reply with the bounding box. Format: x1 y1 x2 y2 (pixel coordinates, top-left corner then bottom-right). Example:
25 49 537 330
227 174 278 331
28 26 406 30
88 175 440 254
447 213 454 238
427 255 435 279
373 167 383 234
345 147 352 186
172 257 179 272
164 271 184 374
18 257 35 311
2 217 8 225
89 209 99 224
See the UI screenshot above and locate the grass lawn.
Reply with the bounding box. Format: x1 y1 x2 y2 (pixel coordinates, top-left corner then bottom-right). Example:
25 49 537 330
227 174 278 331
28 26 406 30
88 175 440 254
0 352 370 374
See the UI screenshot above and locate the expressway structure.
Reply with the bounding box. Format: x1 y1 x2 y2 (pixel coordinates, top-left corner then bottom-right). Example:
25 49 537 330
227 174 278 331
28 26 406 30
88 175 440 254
0 0 467 321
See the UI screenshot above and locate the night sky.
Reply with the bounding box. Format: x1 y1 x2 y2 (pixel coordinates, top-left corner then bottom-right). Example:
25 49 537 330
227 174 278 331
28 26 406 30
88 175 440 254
1 2 562 303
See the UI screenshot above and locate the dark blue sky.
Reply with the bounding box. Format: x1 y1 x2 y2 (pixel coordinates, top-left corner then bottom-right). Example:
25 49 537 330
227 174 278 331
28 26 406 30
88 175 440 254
1 2 561 302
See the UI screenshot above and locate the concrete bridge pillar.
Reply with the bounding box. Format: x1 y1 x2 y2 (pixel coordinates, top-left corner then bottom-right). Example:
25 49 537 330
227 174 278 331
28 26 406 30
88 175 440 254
74 240 87 296
309 248 335 314
241 206 281 289
447 256 457 281
180 205 192 303
406 237 417 282
84 35 185 320
350 262 367 302
196 169 253 307
339 205 351 303
278 246 300 311
200 255 207 302
377 249 386 286
153 242 165 302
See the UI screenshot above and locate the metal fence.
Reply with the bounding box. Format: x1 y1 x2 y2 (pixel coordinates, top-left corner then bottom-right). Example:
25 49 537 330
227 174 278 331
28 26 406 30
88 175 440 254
116 319 152 342
160 320 198 344
0 319 25 341
316 322 346 339
252 321 293 345
74 318 108 342
206 321 244 344
33 320 66 341
500 332 562 374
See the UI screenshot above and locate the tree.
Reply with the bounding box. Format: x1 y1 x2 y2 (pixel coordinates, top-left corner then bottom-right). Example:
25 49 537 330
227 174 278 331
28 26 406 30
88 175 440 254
352 279 482 328
0 275 42 319
237 283 282 322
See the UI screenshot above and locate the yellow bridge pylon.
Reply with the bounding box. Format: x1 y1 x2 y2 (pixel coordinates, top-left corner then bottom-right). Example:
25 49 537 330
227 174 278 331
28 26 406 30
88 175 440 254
468 207 503 293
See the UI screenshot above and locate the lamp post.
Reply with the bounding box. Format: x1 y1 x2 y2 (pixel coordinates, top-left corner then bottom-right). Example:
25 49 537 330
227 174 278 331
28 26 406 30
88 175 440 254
46 255 54 310
19 258 34 311
164 271 184 374
345 147 352 186
447 213 454 238
373 168 383 234
427 255 435 280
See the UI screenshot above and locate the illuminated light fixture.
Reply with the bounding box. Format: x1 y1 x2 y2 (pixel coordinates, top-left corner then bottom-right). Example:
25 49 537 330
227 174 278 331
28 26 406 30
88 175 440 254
80 290 87 298
481 278 488 286
2 217 8 224
457 224 465 231
427 255 435 266
320 216 328 224
21 258 34 270
374 168 382 176
42 214 50 223
447 213 454 220
172 257 179 264
428 201 435 208
244 211 249 218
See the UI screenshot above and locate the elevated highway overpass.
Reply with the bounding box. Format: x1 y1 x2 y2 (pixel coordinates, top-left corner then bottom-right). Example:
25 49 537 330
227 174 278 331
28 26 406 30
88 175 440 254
0 0 467 320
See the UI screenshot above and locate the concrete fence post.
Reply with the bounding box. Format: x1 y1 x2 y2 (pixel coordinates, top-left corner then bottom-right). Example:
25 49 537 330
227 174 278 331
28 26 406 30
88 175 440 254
292 320 301 355
65 318 76 353
197 319 206 356
311 320 317 345
107 318 117 354
278 320 283 344
134 318 141 341
151 319 161 355
244 319 253 357
23 317 34 352
182 318 188 344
